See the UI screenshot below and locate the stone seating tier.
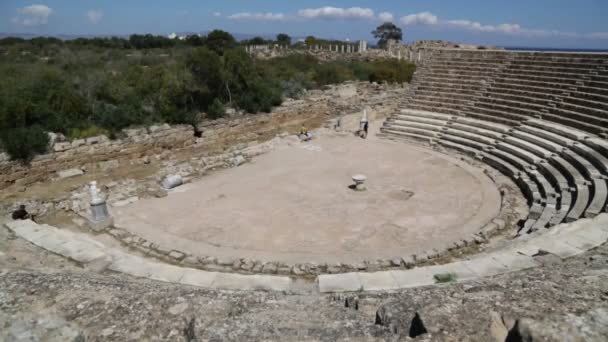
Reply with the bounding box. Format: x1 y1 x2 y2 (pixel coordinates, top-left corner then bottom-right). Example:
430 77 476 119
382 105 608 234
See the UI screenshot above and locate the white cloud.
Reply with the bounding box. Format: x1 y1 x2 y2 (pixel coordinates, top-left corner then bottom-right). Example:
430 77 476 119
378 12 394 22
86 10 104 24
400 12 438 26
297 7 375 20
587 32 608 39
213 12 222 17
228 12 286 21
13 4 53 26
398 11 608 40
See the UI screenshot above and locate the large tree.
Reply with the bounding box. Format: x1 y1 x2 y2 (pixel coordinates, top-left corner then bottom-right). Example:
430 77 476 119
372 22 403 48
276 33 291 46
204 30 237 55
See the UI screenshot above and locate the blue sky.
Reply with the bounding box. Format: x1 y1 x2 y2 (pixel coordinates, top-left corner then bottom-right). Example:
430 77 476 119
1 1 608 48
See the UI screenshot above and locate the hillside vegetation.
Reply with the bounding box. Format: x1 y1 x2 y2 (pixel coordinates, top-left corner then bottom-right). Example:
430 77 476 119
0 31 415 162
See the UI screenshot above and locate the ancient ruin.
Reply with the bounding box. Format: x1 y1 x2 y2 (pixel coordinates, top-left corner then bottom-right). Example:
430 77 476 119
2 46 608 340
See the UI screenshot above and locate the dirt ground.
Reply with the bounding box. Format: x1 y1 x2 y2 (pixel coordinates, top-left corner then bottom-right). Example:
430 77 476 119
113 134 501 264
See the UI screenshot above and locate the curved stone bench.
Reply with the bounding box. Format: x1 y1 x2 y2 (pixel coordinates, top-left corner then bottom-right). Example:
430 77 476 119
571 142 608 175
464 111 522 127
441 131 491 151
379 128 438 144
443 127 497 146
562 150 602 180
519 125 575 147
566 186 591 222
4 220 294 292
527 119 593 141
587 179 608 218
550 191 573 226
319 214 608 293
537 160 570 191
399 108 455 121
503 136 555 159
497 142 545 165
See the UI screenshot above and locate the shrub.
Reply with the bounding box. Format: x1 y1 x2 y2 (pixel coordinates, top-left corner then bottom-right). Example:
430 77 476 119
67 125 109 140
281 79 305 99
206 99 225 119
0 125 49 163
313 63 355 86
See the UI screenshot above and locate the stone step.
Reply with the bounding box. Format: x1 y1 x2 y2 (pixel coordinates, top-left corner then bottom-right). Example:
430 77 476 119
443 128 498 146
503 136 555 159
389 115 449 127
530 205 557 232
452 117 513 134
398 109 455 121
549 156 589 189
549 191 572 226
584 138 608 158
489 148 533 172
586 179 608 218
562 150 603 180
437 140 483 159
388 120 445 132
448 122 506 140
440 134 490 151
379 128 438 144
482 153 523 178
511 129 566 153
518 125 576 147
381 125 440 137
526 119 594 141
537 160 570 191
497 142 545 164
566 185 591 222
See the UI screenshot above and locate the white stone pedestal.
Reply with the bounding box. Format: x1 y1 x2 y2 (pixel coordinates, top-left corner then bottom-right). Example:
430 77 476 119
352 174 367 191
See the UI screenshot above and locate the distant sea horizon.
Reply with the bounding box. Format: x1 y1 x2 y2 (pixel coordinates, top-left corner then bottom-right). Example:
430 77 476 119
503 46 608 53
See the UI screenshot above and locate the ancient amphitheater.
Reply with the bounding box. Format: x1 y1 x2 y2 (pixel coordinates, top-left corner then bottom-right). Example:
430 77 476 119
2 49 608 341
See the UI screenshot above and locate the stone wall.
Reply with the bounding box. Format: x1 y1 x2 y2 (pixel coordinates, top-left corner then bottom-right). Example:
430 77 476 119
0 82 404 191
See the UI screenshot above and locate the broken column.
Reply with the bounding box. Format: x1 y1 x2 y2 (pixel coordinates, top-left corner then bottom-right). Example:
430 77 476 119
88 181 112 232
90 181 108 222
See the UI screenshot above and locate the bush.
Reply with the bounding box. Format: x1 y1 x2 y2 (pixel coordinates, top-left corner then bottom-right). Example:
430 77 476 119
237 79 282 113
67 125 109 140
281 79 305 99
206 99 225 119
0 125 49 163
313 63 355 86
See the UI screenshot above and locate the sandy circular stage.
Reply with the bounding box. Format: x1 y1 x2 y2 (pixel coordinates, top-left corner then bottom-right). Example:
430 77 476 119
113 135 501 264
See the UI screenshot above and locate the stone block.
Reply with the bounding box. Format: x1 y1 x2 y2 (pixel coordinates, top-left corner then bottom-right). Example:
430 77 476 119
71 139 86 148
99 160 119 171
57 168 84 179
162 175 183 190
86 135 108 145
53 142 72 152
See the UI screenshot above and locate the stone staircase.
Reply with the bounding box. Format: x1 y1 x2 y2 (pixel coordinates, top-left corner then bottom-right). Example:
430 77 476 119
381 108 608 236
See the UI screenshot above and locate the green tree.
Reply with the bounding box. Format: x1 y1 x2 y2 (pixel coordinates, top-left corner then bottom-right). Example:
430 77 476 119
304 36 317 47
276 33 291 46
187 47 224 100
248 36 267 45
205 30 237 55
372 22 403 48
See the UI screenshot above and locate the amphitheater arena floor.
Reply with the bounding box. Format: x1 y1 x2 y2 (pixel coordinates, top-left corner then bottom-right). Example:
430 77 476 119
113 134 501 264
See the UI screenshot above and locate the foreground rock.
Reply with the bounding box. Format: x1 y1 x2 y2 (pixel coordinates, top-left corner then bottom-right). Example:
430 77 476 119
1 221 607 341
